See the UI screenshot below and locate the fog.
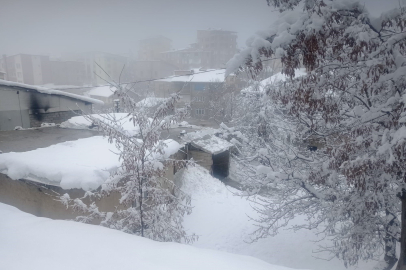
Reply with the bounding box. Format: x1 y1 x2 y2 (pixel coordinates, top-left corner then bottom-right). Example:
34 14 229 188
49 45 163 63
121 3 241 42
1 0 401 57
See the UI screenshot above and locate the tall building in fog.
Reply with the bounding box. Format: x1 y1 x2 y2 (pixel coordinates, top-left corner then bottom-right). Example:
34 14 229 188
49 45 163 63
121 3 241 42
138 36 172 60
160 29 238 70
0 54 87 86
64 51 128 86
0 54 50 85
196 29 237 68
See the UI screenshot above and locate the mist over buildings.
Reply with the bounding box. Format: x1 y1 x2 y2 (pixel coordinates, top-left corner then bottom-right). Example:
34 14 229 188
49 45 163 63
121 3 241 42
0 0 401 87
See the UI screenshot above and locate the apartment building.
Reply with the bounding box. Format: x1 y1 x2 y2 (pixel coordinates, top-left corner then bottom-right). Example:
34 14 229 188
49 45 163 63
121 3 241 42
0 54 50 85
138 36 172 60
64 51 128 86
154 68 242 121
48 60 86 86
196 29 237 68
160 29 238 70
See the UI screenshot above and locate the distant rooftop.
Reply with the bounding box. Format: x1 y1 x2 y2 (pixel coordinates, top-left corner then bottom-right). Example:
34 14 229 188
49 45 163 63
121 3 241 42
87 85 117 98
158 69 226 83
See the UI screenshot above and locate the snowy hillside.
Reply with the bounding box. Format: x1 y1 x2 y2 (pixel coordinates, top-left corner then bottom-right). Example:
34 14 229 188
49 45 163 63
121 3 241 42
180 165 376 270
0 202 296 270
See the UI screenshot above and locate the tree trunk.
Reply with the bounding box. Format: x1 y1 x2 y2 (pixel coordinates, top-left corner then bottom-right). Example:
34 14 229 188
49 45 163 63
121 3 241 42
139 181 144 237
397 195 406 270
379 214 398 270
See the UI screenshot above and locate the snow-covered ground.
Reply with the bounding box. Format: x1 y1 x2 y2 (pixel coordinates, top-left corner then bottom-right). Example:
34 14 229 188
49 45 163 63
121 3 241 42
0 202 293 270
0 128 376 270
180 165 376 270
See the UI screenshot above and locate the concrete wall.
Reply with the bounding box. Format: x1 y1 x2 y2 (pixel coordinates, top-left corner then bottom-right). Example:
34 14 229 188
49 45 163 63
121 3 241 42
0 174 122 220
0 149 187 220
188 146 213 173
29 110 81 127
0 85 92 130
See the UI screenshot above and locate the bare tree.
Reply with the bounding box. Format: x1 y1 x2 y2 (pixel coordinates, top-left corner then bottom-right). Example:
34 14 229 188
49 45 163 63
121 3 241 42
61 79 196 243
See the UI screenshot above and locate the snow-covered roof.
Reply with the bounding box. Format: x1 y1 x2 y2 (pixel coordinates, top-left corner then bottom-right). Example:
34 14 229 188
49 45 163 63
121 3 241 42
241 68 307 94
183 128 233 155
136 97 165 108
0 79 104 105
0 136 182 190
158 69 225 83
60 113 142 136
191 135 233 155
87 85 117 98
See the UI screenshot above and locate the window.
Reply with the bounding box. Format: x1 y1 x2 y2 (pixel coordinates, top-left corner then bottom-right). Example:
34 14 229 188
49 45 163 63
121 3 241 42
15 63 21 69
195 96 204 102
196 109 205 115
194 83 205 91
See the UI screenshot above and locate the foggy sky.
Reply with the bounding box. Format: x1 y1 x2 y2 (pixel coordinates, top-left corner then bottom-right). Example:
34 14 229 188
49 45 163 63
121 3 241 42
1 0 402 57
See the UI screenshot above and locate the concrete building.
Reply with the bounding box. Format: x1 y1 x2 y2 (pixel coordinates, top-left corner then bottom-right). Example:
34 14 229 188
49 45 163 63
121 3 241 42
154 69 241 120
0 80 103 131
196 29 237 68
0 54 51 85
129 59 178 81
48 60 86 86
138 36 172 60
160 29 238 70
0 54 87 86
186 134 233 179
160 45 211 70
64 51 128 86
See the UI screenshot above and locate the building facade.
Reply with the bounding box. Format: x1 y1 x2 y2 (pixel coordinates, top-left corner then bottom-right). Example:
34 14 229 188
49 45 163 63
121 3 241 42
154 69 241 120
63 51 128 86
160 29 238 70
0 54 51 85
138 36 172 60
0 81 102 130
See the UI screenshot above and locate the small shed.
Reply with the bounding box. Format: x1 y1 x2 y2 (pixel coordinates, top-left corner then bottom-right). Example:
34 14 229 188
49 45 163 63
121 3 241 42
0 80 103 131
187 134 233 179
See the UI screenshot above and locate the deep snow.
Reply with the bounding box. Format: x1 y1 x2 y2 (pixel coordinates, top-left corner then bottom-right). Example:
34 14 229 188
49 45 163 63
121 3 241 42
0 202 297 270
180 165 377 270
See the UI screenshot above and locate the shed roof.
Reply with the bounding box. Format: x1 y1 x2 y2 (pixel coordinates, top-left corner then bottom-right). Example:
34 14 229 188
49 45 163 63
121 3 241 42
0 79 104 105
87 85 116 98
190 135 233 155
